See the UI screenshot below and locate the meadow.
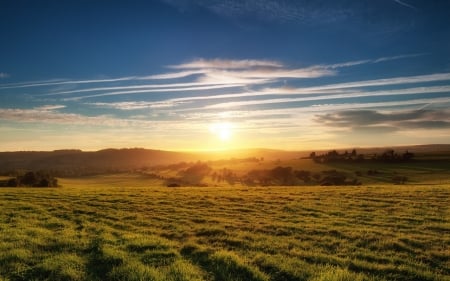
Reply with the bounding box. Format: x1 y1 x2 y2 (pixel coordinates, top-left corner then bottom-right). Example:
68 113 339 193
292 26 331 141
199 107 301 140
0 176 449 281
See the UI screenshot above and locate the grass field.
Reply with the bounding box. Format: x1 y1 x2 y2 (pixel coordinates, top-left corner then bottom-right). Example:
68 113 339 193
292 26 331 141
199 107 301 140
0 177 449 281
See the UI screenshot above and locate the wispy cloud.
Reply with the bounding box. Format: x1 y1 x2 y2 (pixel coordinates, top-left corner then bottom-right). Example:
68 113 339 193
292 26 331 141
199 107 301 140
0 107 121 126
89 101 189 110
142 70 205 79
0 72 10 79
296 73 450 91
0 106 159 128
169 58 283 69
0 77 136 90
41 81 242 96
3 55 427 100
165 58 337 84
117 72 449 107
35 105 66 111
328 53 427 68
315 108 450 132
177 97 450 121
35 58 340 99
204 85 450 109
0 106 219 134
162 0 353 25
64 83 245 101
393 0 418 11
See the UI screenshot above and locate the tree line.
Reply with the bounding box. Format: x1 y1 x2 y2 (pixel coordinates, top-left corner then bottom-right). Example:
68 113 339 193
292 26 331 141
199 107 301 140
163 162 362 187
310 149 414 163
0 171 59 187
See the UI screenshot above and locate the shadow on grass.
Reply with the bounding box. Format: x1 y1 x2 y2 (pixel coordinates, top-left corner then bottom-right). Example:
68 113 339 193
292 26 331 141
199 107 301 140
181 244 268 281
85 238 123 280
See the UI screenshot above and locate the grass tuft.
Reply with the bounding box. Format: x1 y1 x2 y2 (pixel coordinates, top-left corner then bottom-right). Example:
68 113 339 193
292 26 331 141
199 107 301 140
311 265 370 281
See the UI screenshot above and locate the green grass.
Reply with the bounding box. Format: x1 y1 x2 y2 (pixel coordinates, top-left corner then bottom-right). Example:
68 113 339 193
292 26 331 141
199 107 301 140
0 179 449 280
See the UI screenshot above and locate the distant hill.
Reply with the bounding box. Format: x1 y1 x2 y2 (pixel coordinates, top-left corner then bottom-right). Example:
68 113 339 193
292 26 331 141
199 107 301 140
0 147 306 176
0 148 198 176
0 144 448 176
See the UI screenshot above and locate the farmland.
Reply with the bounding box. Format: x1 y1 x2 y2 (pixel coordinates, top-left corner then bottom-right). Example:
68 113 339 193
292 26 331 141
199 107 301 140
1 177 449 281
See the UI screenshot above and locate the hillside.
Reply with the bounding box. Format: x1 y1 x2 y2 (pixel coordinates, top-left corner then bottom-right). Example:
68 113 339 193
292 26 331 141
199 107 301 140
0 149 197 176
0 144 449 177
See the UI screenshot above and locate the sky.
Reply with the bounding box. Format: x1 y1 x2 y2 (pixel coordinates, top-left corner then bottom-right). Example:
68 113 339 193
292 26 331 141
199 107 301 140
1 0 449 151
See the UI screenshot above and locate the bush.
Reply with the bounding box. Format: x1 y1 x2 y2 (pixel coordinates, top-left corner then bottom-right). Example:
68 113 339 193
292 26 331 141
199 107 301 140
1 171 59 187
392 175 408 184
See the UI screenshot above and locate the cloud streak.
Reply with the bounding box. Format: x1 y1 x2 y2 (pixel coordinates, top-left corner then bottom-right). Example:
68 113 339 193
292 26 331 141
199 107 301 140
27 56 436 101
394 0 418 11
0 77 137 90
89 101 189 110
203 85 450 109
315 108 450 132
161 0 354 25
162 72 450 106
64 83 246 101
177 97 450 120
41 81 244 97
169 58 283 69
0 72 10 79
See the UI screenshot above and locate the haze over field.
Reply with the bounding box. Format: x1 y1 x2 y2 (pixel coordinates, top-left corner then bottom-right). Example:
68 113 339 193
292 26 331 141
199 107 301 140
1 0 450 151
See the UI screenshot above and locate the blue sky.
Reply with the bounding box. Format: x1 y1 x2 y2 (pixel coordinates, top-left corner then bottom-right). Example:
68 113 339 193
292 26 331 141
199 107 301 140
0 0 449 151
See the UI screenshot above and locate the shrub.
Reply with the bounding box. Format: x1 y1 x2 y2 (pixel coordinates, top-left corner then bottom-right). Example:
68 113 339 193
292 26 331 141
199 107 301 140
1 171 58 187
392 176 408 184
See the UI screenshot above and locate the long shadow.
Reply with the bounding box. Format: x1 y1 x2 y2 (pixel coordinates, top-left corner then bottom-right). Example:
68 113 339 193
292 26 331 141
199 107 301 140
85 237 123 280
180 244 267 281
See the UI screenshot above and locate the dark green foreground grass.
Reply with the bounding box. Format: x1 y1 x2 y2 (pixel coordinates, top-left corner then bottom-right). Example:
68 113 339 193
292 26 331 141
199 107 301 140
0 181 449 281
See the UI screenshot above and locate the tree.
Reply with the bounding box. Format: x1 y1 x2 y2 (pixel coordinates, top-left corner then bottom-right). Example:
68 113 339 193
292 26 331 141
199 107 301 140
295 170 311 183
7 178 18 187
21 171 36 186
271 166 295 185
3 171 59 187
402 151 414 161
181 162 212 185
392 175 408 184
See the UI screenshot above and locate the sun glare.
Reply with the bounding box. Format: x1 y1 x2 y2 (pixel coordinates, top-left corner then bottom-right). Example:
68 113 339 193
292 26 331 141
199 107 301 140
210 122 233 142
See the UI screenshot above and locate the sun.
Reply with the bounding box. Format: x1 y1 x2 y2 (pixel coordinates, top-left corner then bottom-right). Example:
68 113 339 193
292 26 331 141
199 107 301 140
218 127 231 141
210 122 233 142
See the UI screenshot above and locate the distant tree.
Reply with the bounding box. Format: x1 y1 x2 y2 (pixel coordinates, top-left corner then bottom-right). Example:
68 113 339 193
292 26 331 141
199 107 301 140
181 162 212 185
320 170 360 186
294 170 311 183
3 171 58 187
312 174 321 181
380 150 396 161
392 175 408 184
211 172 218 182
402 151 414 161
7 178 18 187
271 166 295 185
21 171 36 186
